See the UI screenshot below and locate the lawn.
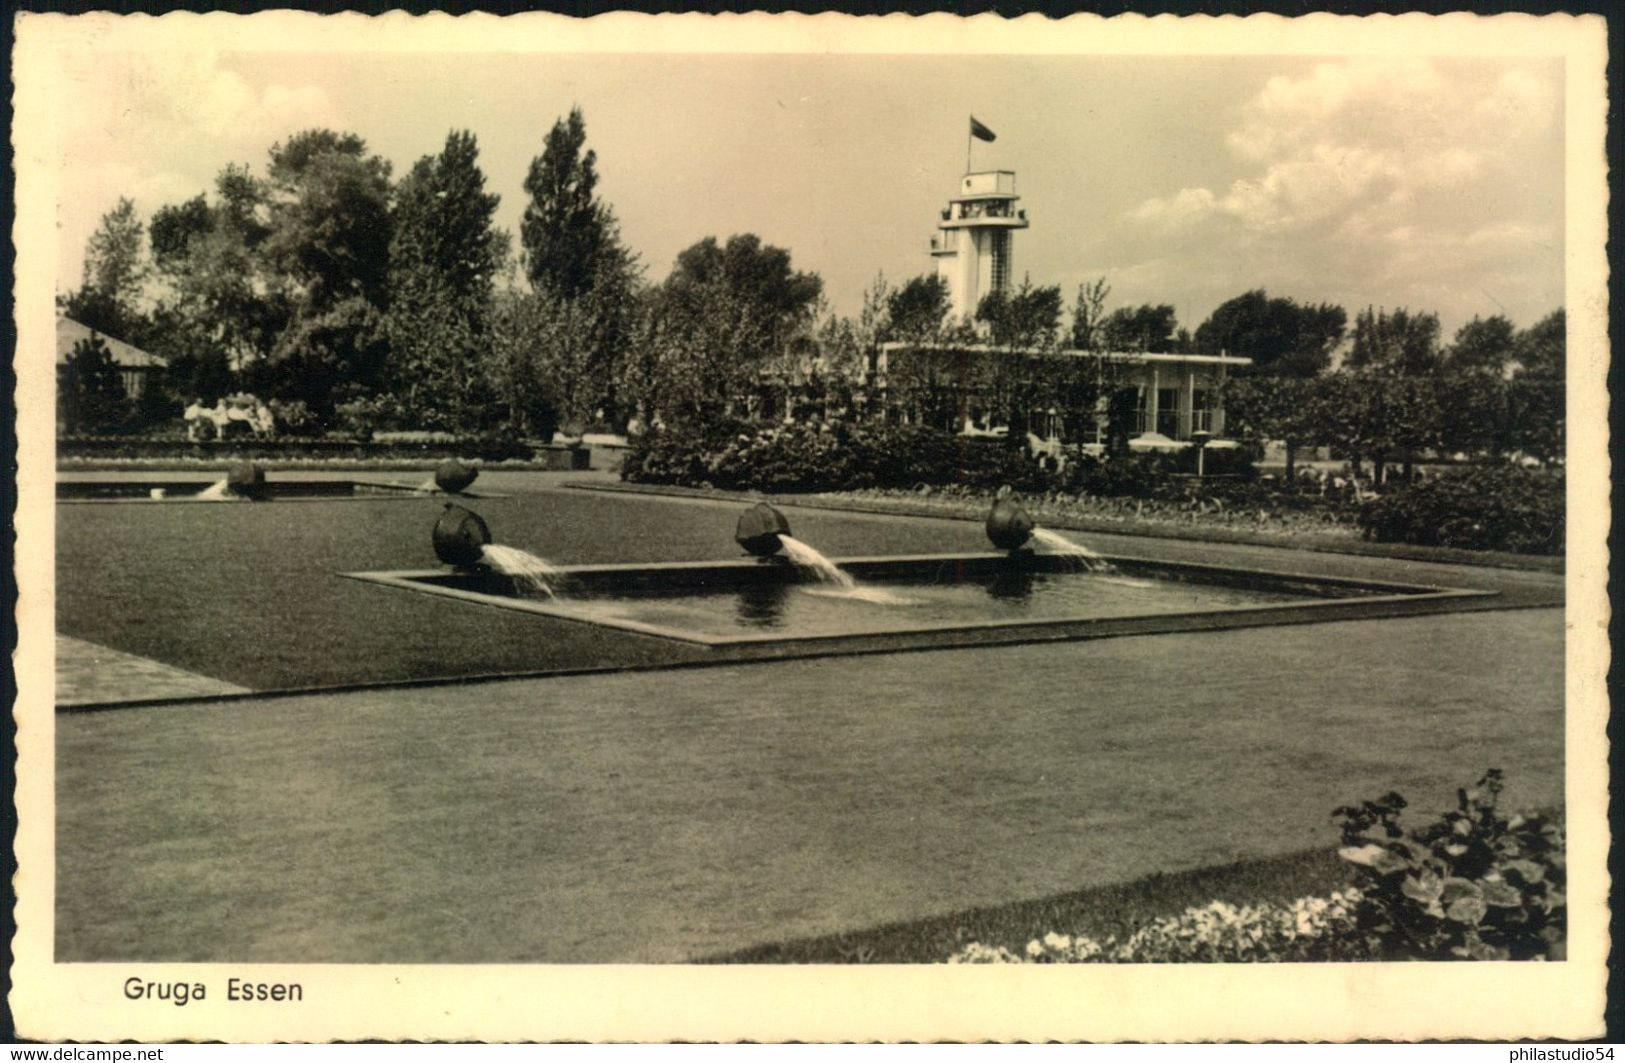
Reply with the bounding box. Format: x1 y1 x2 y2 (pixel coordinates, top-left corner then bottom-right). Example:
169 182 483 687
56 607 1563 963
55 488 989 689
56 484 1561 693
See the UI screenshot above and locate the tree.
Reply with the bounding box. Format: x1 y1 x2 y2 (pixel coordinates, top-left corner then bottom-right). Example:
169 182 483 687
886 275 951 343
146 165 287 392
264 129 393 313
1508 309 1564 464
648 233 822 422
1069 278 1111 351
259 130 394 416
1222 376 1317 480
521 107 618 300
1194 290 1346 377
59 333 128 434
1348 306 1441 376
60 198 151 342
1099 303 1178 353
149 195 214 273
517 109 643 429
385 130 508 431
975 278 1062 351
1445 315 1517 375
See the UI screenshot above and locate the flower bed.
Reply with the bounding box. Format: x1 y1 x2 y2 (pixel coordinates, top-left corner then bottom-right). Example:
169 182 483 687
949 772 1564 963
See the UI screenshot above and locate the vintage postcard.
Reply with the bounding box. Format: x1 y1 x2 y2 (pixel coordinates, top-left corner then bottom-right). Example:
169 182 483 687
10 9 1610 1042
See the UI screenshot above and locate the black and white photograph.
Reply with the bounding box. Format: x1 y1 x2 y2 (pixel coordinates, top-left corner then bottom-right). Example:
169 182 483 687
9 9 1610 1043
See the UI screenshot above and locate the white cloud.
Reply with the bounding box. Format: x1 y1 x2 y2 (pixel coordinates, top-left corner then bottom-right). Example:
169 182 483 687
54 48 342 288
1123 57 1563 331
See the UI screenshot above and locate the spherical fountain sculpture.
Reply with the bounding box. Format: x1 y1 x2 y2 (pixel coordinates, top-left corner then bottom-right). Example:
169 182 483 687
434 459 479 495
433 503 492 567
985 487 1034 552
225 460 268 500
736 502 792 558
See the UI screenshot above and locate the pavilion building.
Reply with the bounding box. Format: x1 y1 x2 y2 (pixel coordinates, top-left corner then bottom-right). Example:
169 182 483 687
876 167 1252 454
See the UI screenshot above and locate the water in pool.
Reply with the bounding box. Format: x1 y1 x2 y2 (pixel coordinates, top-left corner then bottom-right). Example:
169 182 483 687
550 569 1310 638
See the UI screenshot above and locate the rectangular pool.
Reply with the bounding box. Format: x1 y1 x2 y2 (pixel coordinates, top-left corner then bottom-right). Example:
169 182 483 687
342 552 1494 653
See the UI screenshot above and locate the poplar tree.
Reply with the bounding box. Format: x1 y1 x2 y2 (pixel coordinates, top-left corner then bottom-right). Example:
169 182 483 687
386 130 507 430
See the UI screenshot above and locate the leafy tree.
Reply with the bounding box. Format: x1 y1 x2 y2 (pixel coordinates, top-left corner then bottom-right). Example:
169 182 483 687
1069 277 1111 351
1099 303 1178 353
1508 309 1564 464
886 274 951 343
146 166 287 390
647 233 822 422
59 333 128 434
488 289 559 441
975 278 1062 351
521 107 619 300
1445 315 1517 375
60 198 151 342
1222 376 1319 480
1315 369 1441 483
150 195 214 272
1348 306 1441 376
665 233 822 347
1194 290 1346 377
517 108 643 429
385 130 508 431
259 130 394 416
264 129 393 313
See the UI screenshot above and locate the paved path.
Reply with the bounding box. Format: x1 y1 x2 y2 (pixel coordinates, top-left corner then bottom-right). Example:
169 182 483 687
56 636 250 707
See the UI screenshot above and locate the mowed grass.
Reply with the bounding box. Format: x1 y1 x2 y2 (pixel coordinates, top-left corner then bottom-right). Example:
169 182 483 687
55 489 991 690
56 608 1563 963
705 847 1350 963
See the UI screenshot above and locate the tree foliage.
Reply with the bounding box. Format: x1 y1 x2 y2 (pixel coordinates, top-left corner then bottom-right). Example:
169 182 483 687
1099 303 1178 353
385 130 507 430
885 274 951 343
521 107 618 300
1194 290 1346 377
264 130 393 313
975 278 1062 351
1348 306 1441 375
59 333 129 434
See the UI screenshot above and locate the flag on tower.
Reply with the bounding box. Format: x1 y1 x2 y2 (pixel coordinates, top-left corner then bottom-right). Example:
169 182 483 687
970 116 997 142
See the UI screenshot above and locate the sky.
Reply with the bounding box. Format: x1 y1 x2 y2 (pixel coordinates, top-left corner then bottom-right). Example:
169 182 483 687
46 34 1565 340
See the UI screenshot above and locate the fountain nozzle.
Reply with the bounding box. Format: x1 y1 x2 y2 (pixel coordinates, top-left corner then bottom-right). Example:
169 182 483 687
433 503 492 567
434 459 479 495
736 502 792 558
986 490 1034 552
226 460 268 500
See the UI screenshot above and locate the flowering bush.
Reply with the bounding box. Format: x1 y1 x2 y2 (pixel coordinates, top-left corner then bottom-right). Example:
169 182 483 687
950 893 1362 964
1334 770 1565 961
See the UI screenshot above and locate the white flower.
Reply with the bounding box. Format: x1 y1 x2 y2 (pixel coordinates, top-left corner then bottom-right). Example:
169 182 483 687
1025 939 1045 959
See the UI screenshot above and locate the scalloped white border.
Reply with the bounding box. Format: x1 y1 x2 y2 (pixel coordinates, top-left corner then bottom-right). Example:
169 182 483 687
10 10 1610 1043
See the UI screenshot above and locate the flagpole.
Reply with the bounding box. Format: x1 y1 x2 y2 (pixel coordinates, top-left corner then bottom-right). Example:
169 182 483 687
966 125 972 175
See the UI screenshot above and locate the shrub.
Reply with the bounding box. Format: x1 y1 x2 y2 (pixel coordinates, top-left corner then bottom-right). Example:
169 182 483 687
1356 465 1563 554
622 420 1041 493
1334 770 1565 961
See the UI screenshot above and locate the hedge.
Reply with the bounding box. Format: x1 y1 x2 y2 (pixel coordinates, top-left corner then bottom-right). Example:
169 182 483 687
1356 465 1564 555
57 434 541 463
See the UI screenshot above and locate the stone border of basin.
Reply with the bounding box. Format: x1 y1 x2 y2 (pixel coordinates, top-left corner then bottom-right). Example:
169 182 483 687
340 551 1496 652
55 479 510 503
